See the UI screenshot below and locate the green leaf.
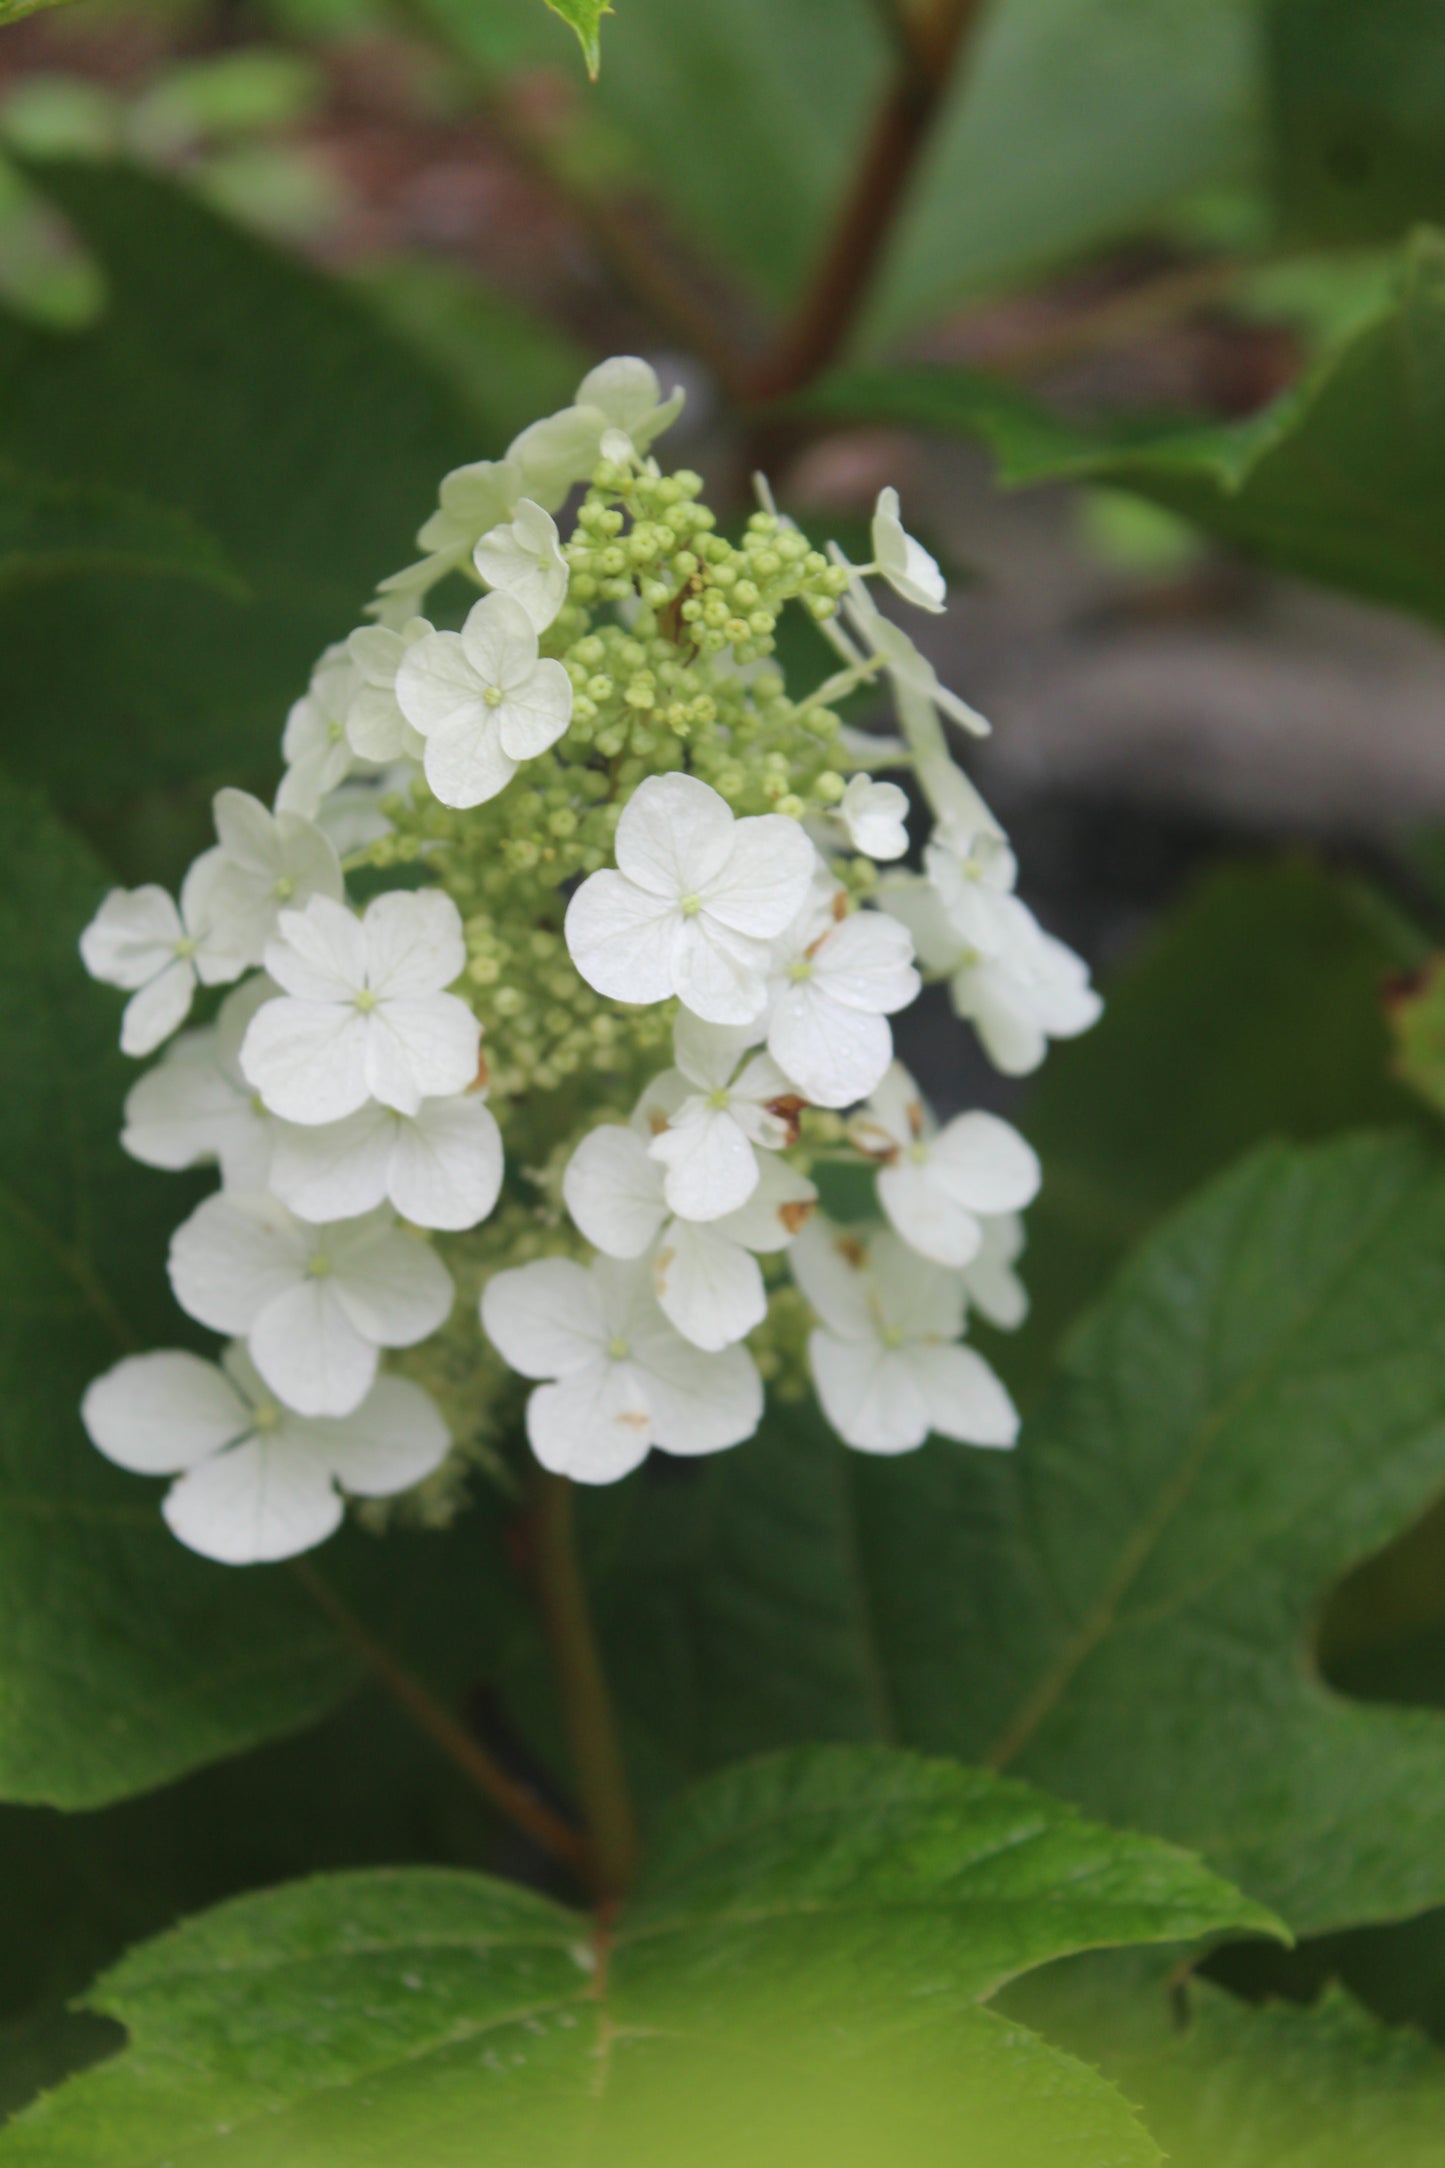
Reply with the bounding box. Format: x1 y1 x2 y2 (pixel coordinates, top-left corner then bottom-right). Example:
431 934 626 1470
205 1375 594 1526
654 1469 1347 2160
0 1747 1278 2165
1015 862 1423 1375
1009 1959 1445 2168
544 0 612 77
0 462 240 595
552 1135 1445 1937
0 159 482 821
0 0 77 25
808 229 1445 630
1268 0 1445 245
0 773 365 1808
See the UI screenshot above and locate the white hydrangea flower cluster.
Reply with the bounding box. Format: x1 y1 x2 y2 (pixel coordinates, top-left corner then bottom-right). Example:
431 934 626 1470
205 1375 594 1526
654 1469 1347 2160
79 356 1100 1559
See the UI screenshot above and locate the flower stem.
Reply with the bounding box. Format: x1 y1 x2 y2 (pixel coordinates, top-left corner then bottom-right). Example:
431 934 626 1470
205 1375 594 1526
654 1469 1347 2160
295 1560 589 1882
530 1469 641 1903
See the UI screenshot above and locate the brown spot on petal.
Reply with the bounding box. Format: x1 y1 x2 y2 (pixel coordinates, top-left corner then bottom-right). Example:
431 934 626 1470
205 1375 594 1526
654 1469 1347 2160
647 1109 670 1137
830 888 848 922
906 1096 925 1140
470 1049 491 1091
779 1199 815 1236
767 1094 806 1147
616 1409 650 1431
653 1247 675 1293
836 1233 867 1269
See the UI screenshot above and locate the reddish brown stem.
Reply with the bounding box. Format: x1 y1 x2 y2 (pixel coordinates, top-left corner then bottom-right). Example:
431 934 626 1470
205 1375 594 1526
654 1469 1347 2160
747 0 990 400
296 1561 589 1881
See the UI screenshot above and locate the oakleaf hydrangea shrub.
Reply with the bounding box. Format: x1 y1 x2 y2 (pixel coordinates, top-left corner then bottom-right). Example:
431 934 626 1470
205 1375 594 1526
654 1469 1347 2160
78 356 1101 1563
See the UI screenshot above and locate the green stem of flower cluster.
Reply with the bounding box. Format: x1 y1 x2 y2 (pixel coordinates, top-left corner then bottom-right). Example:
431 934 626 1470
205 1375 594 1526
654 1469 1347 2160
530 1469 642 1904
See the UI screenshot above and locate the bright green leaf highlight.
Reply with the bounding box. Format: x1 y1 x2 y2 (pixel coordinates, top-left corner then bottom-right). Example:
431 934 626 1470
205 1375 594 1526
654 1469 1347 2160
808 229 1445 632
545 0 612 78
558 1134 1445 1937
0 776 363 1808
0 1748 1279 2166
1387 955 1445 1122
0 0 78 26
0 463 240 595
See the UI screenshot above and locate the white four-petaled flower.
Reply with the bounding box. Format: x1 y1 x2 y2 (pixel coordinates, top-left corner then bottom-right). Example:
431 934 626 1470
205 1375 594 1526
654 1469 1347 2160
210 788 345 966
765 884 919 1110
169 1192 454 1417
848 1062 1040 1268
646 1013 801 1221
472 500 569 633
82 1342 449 1564
506 358 684 508
839 774 910 861
566 773 815 1027
481 1254 760 1484
395 591 573 810
276 644 362 817
80 851 247 1058
564 1106 815 1352
345 620 430 764
241 889 479 1125
791 1219 1017 1455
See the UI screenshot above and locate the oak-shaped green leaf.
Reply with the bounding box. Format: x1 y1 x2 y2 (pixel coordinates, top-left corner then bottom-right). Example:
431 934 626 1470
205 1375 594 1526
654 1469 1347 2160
0 776 360 1807
808 229 1445 632
0 463 239 595
544 0 612 77
0 1747 1279 2166
556 1135 1445 1937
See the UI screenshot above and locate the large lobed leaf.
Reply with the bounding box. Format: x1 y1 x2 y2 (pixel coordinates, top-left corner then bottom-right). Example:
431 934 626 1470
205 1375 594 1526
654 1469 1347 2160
0 162 483 821
0 1746 1278 2166
0 465 239 596
0 773 367 1807
808 227 1445 632
549 1132 1445 1937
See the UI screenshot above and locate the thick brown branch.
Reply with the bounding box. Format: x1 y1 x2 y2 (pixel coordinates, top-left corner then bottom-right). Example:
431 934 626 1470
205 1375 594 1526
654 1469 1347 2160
747 0 990 400
296 1561 588 1881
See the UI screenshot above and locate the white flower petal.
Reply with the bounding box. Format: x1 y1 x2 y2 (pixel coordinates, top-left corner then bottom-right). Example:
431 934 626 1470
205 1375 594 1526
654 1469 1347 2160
878 1158 982 1269
304 1374 452 1495
633 1331 761 1455
840 776 910 860
386 1096 503 1231
767 982 893 1109
481 1257 607 1378
423 715 518 811
871 486 946 613
472 500 569 634
80 886 182 989
714 1152 816 1253
525 1364 654 1484
269 1103 396 1222
964 1215 1029 1331
910 1342 1018 1448
163 1435 344 1564
496 658 573 762
82 1351 250 1476
120 959 197 1057
652 1219 765 1351
809 1332 931 1453
363 889 467 998
563 1125 666 1258
670 914 770 1027
815 911 919 1014
930 1111 1041 1215
649 1101 759 1222
701 815 816 939
241 998 372 1125
327 1214 454 1347
395 629 485 741
265 895 365 1003
565 871 677 1005
507 405 608 511
789 1217 874 1341
363 995 479 1116
251 1276 379 1417
169 1192 309 1335
672 1012 760 1093
614 773 736 898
